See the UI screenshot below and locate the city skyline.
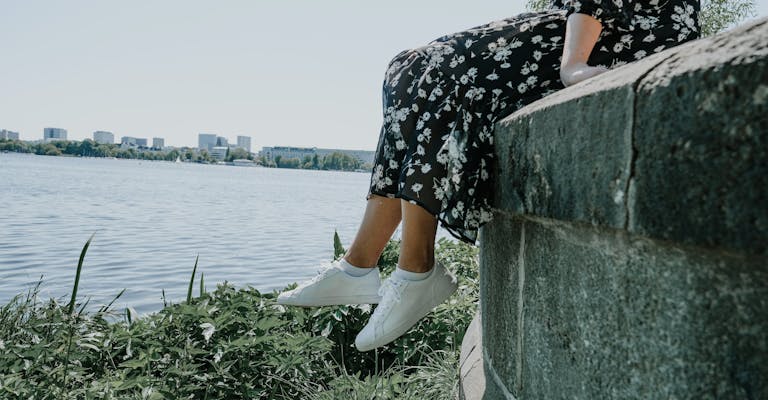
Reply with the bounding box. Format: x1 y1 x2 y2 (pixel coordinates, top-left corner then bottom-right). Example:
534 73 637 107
2 1 765 150
3 123 378 152
5 126 373 156
3 125 377 156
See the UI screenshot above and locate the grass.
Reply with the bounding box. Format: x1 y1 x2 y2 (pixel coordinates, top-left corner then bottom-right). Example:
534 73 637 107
0 232 479 399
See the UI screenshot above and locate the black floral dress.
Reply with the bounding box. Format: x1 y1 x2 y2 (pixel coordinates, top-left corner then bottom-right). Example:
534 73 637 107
367 0 701 244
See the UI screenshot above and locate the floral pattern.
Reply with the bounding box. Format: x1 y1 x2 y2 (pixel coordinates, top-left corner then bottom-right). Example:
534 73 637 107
368 0 700 244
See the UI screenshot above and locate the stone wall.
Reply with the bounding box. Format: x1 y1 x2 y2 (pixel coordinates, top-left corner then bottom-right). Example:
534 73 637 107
460 17 768 400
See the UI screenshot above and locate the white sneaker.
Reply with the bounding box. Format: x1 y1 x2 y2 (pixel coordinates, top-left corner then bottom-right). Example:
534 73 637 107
276 259 382 307
354 260 458 351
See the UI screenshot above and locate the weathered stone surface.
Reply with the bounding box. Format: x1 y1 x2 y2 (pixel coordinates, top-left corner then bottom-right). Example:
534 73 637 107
494 47 673 229
630 20 768 254
479 217 523 398
492 17 768 254
484 213 768 399
462 16 768 400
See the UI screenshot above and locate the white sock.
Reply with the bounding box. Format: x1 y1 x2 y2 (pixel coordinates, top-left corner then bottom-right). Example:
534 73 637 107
339 257 376 277
393 264 433 281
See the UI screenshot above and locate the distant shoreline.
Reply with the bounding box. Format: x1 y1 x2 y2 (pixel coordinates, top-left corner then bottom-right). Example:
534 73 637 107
0 139 373 173
1 151 372 173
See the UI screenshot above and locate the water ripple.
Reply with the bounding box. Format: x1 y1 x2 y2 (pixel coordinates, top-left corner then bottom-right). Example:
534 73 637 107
0 153 454 313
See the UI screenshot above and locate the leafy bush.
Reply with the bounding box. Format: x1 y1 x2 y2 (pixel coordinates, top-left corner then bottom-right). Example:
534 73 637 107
0 234 480 399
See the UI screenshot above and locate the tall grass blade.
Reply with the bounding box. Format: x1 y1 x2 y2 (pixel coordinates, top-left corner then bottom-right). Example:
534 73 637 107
187 255 199 303
68 233 94 315
200 272 205 297
77 296 92 314
64 233 94 387
333 230 345 260
98 288 126 314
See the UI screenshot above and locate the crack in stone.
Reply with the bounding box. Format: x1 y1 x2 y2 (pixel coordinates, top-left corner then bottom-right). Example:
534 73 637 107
625 53 678 230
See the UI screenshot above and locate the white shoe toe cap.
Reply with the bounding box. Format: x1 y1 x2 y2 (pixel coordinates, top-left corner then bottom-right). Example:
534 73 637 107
354 325 377 352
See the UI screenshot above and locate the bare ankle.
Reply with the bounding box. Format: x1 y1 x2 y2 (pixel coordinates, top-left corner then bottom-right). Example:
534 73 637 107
343 254 377 269
396 256 434 273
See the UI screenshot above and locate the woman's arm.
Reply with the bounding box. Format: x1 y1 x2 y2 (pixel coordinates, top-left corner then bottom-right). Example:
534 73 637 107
560 13 608 87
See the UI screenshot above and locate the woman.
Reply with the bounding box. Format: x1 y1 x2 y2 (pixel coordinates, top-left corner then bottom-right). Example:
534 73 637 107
278 0 701 351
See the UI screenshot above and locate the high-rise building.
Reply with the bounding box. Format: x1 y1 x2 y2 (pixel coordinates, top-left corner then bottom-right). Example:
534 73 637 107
43 127 67 142
216 136 228 147
93 131 114 144
152 137 164 149
237 135 252 152
199 133 217 151
0 129 20 140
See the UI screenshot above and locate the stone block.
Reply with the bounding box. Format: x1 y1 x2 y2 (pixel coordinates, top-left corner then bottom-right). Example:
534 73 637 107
479 214 523 398
630 19 768 254
494 48 673 229
481 214 768 399
467 16 768 400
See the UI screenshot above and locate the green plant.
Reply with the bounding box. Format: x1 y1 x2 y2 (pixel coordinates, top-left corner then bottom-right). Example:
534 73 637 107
186 255 199 303
333 230 346 260
0 233 480 399
699 0 756 36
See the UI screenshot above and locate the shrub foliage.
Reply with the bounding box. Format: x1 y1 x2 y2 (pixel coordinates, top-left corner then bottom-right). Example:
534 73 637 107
0 235 479 399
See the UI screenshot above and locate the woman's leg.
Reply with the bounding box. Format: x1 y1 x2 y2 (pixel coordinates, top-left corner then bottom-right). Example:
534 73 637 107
354 198 453 352
398 200 438 272
346 195 438 272
343 194 402 268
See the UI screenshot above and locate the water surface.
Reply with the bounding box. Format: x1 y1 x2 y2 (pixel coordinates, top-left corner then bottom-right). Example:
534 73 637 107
0 153 451 314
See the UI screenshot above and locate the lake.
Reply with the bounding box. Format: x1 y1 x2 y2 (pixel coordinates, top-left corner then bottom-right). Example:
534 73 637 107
0 153 454 314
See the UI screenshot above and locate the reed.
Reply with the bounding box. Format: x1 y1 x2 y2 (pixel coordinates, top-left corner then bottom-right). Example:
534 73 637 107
187 254 199 303
66 233 94 315
63 233 95 388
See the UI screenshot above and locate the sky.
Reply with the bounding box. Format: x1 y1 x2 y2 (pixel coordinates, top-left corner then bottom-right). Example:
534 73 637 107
2 0 767 151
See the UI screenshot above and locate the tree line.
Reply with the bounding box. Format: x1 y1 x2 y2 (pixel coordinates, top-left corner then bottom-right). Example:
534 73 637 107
260 151 371 171
0 138 217 162
0 139 372 171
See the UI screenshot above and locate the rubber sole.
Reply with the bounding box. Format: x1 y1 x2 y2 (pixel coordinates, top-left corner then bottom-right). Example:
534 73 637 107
277 294 382 307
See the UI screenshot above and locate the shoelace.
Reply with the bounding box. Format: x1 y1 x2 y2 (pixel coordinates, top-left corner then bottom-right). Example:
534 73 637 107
296 260 338 289
373 277 407 325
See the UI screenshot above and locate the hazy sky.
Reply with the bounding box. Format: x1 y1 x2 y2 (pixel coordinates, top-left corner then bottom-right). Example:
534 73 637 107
2 1 766 151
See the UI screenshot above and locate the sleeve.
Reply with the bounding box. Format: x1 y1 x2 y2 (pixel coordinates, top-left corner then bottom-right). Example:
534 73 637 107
564 0 635 33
